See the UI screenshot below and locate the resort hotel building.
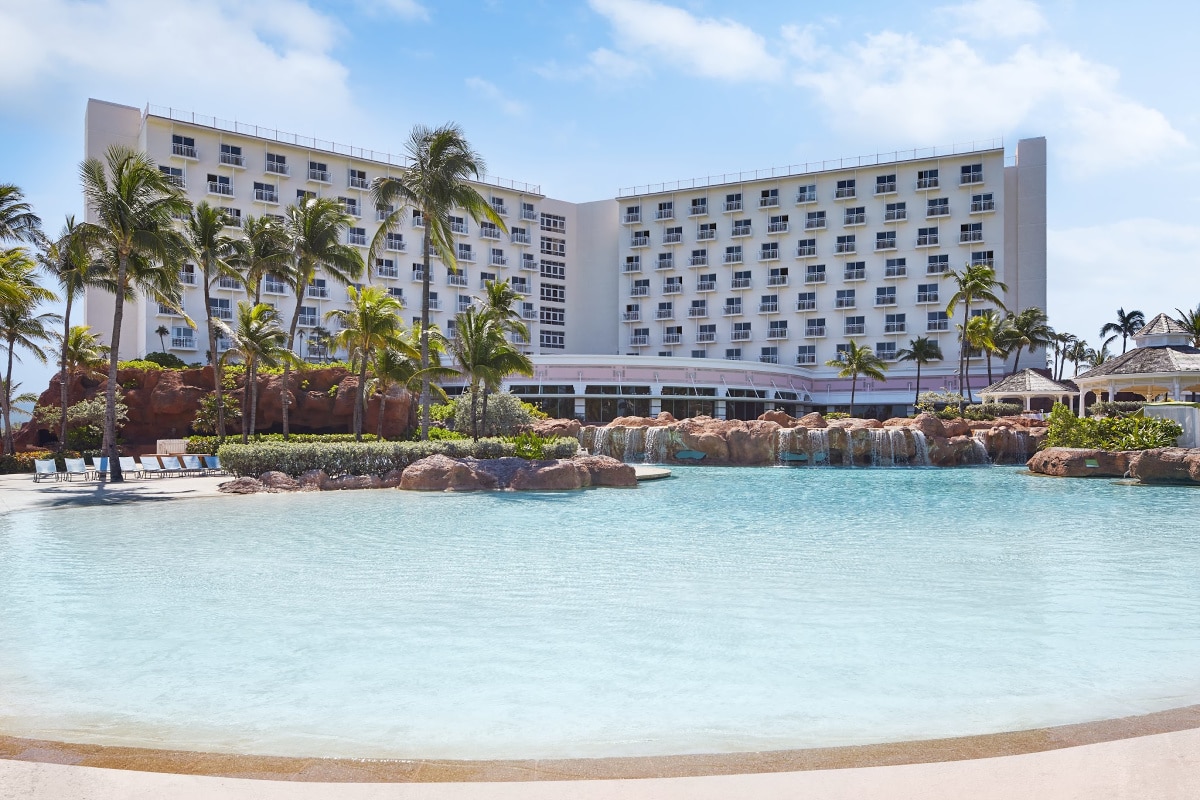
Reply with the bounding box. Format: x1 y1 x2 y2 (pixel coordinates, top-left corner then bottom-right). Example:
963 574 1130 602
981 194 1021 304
83 99 1047 422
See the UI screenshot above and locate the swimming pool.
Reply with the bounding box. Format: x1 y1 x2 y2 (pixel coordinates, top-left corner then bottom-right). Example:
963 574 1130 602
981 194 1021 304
1 467 1199 760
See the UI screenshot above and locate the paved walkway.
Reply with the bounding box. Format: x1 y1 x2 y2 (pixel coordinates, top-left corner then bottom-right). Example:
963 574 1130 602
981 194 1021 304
0 473 228 515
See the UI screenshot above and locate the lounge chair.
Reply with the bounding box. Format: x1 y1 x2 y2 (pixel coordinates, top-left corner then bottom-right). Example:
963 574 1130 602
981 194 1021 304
159 456 186 477
63 457 90 481
90 456 110 479
33 459 61 483
139 456 164 478
118 456 143 479
203 455 226 476
181 455 204 476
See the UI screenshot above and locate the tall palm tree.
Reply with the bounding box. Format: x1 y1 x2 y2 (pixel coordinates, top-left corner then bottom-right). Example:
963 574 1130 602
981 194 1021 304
154 324 169 352
1003 307 1054 373
447 307 533 439
1174 305 1200 348
371 123 507 440
326 285 403 441
896 336 943 406
945 264 1007 404
0 184 42 245
824 340 888 416
0 249 60 454
1050 331 1078 381
1084 342 1113 369
1065 338 1091 377
186 202 240 441
368 332 428 439
55 324 109 444
79 144 190 481
280 197 363 439
214 302 291 442
233 214 290 304
1099 307 1145 354
37 216 114 448
965 309 1007 385
477 278 529 340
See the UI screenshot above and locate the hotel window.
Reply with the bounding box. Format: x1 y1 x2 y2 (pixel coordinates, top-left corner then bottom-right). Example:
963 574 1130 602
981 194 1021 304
875 231 896 250
540 236 566 256
731 321 752 340
349 168 368 188
480 221 501 239
540 283 566 303
835 344 851 358
698 323 717 342
209 297 233 320
664 276 683 293
875 174 897 194
448 215 468 234
971 250 994 267
698 222 717 240
540 307 565 326
691 350 707 359
540 259 565 280
690 197 708 215
540 212 566 232
386 232 405 252
805 211 827 230
927 254 949 274
296 189 315 202
663 325 683 344
347 226 366 246
767 266 788 286
264 153 288 176
917 283 940 303
796 345 816 364
171 134 197 158
796 292 816 311
724 245 743 264
844 316 865 335
805 263 827 283
387 287 404 301
731 270 751 289
796 183 817 203
206 174 232 196
960 163 983 185
624 255 642 273
885 313 906 333
724 192 742 212
875 286 897 306
916 168 939 189
884 202 906 222
660 225 682 244
159 165 184 187
760 346 779 363
512 276 531 294
308 161 330 181
489 248 506 266
219 207 242 227
768 320 788 337
656 201 674 220
885 257 907 278
835 289 856 309
927 310 950 331
171 326 194 348
805 318 827 337
760 242 779 260
971 192 995 213
835 178 856 199
689 298 707 316
157 299 182 315
490 196 507 215
376 258 397 278
768 214 789 233
219 143 243 166
179 263 196 285
927 197 949 217
725 348 742 360
337 196 360 217
760 294 779 312
697 273 717 291
732 219 752 237
760 188 779 207
917 226 939 246
657 252 674 270
724 297 743 315
521 201 537 221
631 278 649 296
844 206 865 226
835 235 856 254
253 181 278 203
796 238 816 257
960 222 984 243
540 331 565 349
689 249 708 267
875 342 897 360
457 243 474 261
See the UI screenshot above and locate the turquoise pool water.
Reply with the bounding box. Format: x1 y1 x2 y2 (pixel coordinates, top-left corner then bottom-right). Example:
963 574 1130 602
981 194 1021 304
1 467 1199 760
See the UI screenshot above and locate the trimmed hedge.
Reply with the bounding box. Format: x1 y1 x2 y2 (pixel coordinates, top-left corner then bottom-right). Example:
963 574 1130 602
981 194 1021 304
1087 401 1146 417
217 437 580 478
1042 403 1182 450
187 433 379 453
963 402 1023 421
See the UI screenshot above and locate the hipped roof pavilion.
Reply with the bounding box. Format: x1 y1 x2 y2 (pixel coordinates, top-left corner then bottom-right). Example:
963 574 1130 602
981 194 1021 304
980 369 1076 411
1073 313 1200 411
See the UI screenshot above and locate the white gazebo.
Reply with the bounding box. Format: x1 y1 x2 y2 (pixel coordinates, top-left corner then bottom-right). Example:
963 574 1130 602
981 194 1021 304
1074 313 1200 413
980 368 1076 411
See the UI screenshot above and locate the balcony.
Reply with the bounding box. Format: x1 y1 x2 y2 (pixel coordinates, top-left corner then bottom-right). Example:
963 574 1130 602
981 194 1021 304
758 301 779 313
663 231 682 244
490 254 507 266
916 235 939 247
844 213 865 226
521 207 538 221
796 353 816 365
511 231 531 245
215 151 242 168
959 231 984 244
884 266 907 279
655 208 674 220
306 285 330 299
796 244 816 257
804 218 827 230
688 306 707 317
835 298 856 309
655 308 674 320
630 286 649 297
723 252 743 264
759 195 780 208
723 200 742 212
834 187 856 199
480 227 501 240
631 235 650 248
688 254 708 267
170 337 196 350
348 176 369 189
731 277 751 289
697 228 717 241
298 314 318 327
917 292 939 304
265 162 290 176
796 300 816 311
162 174 185 189
875 181 897 195
759 250 780 262
663 283 682 295
347 231 366 246
217 275 240 290
845 324 865 335
767 328 788 340
767 221 789 234
208 181 232 196
223 215 242 228
251 186 277 203
731 329 751 342
491 202 508 216
179 271 196 286
622 261 642 273
264 279 287 294
622 310 641 322
834 242 856 254
411 270 425 282
875 296 898 306
696 331 716 343
630 334 649 346
795 190 817 203
884 209 907 222
767 275 788 287
927 206 950 218
723 305 742 316
697 280 716 292
376 265 398 279
512 282 531 295
927 320 949 332
884 322 907 334
960 172 984 186
662 333 682 345
732 226 752 239
916 177 939 190
308 168 331 182
759 353 779 363
172 143 197 159
448 220 468 234
457 249 475 263
971 199 996 213
875 238 896 252
385 239 406 252
804 272 826 284
447 274 468 288
520 257 538 271
690 204 707 216
804 326 826 338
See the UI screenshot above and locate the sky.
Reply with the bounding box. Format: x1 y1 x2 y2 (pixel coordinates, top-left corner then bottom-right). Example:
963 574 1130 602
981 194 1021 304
2 0 1199 397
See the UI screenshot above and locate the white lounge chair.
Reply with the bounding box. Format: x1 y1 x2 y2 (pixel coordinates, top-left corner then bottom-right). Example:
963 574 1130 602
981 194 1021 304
139 456 164 478
33 459 61 482
63 458 89 481
90 456 111 479
118 456 143 479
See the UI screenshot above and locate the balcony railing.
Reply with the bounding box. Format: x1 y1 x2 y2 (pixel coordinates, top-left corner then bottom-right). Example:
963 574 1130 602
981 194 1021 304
662 333 682 344
917 292 939 303
163 174 185 188
208 182 232 196
349 176 369 189
520 257 538 271
622 311 641 322
885 267 907 278
767 221 789 234
688 255 708 267
916 177 939 190
512 283 531 295
490 254 507 266
172 143 197 159
663 283 682 294
696 331 716 342
511 231 530 245
875 238 896 251
411 270 425 282
655 309 674 320
884 209 907 222
927 320 949 331
804 272 826 284
796 354 816 365
767 275 788 287
631 235 650 247
219 152 243 166
805 326 826 337
916 235 939 247
491 202 508 216
844 324 865 335
171 337 196 349
630 286 649 297
959 231 984 243
723 252 743 264
796 300 816 311
623 261 642 273
298 315 318 327
796 244 816 257
844 213 865 226
217 276 240 289
875 296 898 306
731 277 751 289
690 204 707 216
971 199 996 213
697 229 716 241
759 195 780 208
960 172 984 185
758 302 779 313
760 354 779 363
731 329 751 341
759 250 780 262
834 242 856 254
630 335 649 346
688 306 707 317
179 271 196 286
795 190 816 203
723 200 742 212
927 205 950 219
875 181 897 194
697 280 716 292
835 298 856 309
447 275 468 287
385 239 406 252
655 208 674 220
480 227 501 240
457 249 475 262
347 232 366 246
376 265 398 279
521 207 538 221
767 328 788 340
884 323 907 333
253 188 278 203
804 218 827 230
306 286 329 299
723 305 742 316
308 169 331 182
264 279 287 294
835 187 856 199
663 232 682 244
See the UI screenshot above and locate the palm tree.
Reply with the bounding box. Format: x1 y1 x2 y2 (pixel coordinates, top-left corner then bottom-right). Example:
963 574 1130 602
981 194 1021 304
371 123 507 440
232 214 290 304
824 340 888 416
1099 307 1145 354
965 309 1007 385
447 307 533 439
1050 331 1078 381
367 332 429 439
945 264 1007 404
1174 305 1200 348
154 324 169 352
214 302 291 442
79 145 190 481
477 278 529 339
1065 338 1091 377
0 184 42 245
326 285 403 441
1003 307 1054 373
0 249 60 454
280 197 363 439
1084 342 1113 369
186 202 240 441
55 324 109 445
896 336 943 406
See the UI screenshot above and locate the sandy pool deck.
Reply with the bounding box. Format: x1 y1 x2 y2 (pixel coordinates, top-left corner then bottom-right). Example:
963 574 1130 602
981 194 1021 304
2 470 1199 798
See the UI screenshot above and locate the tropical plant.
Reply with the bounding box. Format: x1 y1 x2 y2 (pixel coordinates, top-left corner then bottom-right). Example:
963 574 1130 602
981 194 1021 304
154 324 169 352
452 390 541 438
1083 342 1113 369
280 197 363 439
214 302 292 442
367 326 439 439
1099 307 1145 354
326 285 404 441
0 248 60 454
1042 403 1181 450
446 307 533 439
477 278 529 340
964 309 1006 385
232 214 290 304
0 184 42 246
371 123 507 440
1065 338 1091 377
1175 304 1200 348
1050 331 1078 381
945 264 1007 404
186 202 240 441
34 393 128 451
824 340 888 414
896 336 943 406
1002 306 1054 373
79 144 190 480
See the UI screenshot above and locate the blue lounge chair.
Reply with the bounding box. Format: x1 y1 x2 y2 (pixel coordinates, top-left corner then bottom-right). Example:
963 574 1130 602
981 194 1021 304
33 459 61 482
203 455 226 476
159 456 186 477
90 456 110 479
63 457 90 481
181 455 204 476
139 456 165 478
118 456 143 479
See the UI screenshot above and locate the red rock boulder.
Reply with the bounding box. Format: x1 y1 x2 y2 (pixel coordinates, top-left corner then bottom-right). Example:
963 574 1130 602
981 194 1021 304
1129 448 1200 484
1026 448 1133 478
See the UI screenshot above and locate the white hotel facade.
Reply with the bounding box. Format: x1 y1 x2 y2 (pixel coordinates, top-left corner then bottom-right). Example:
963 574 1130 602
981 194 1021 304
84 99 1046 422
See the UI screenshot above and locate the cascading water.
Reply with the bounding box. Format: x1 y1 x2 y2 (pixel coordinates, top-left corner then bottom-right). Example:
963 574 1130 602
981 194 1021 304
592 427 612 458
808 429 830 466
644 427 670 464
623 427 646 463
970 431 991 465
911 431 930 466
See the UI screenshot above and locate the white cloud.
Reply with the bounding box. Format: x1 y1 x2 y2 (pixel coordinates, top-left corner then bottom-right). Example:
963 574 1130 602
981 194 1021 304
355 0 429 21
1047 219 1200 341
792 34 1187 173
0 0 357 134
940 0 1047 38
465 77 527 117
587 0 784 82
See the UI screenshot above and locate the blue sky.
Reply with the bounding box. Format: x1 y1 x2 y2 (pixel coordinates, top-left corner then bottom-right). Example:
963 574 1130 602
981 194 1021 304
3 0 1199 395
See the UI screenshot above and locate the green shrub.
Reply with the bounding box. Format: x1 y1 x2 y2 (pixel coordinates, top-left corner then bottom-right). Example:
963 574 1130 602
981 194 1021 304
963 402 1023 421
1087 401 1147 417
0 449 54 474
824 411 850 420
1042 403 1182 451
430 402 456 423
117 360 163 371
512 430 546 459
454 391 538 437
424 426 467 441
143 351 188 369
187 432 379 453
917 391 965 415
217 436 580 477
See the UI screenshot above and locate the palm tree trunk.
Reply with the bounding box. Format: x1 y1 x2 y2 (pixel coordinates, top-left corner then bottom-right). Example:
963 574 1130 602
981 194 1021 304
59 291 73 449
419 227 432 440
104 254 128 482
377 390 387 439
1012 347 1022 374
249 360 259 439
986 352 993 385
914 361 922 408
355 353 368 441
3 338 15 456
849 375 857 416
481 387 490 438
282 288 304 441
470 383 480 440
204 280 226 442
958 301 970 408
